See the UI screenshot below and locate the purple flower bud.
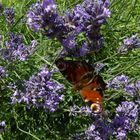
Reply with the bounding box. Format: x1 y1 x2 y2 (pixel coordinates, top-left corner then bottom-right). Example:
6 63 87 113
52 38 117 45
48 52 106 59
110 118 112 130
94 63 105 72
4 7 15 25
27 2 44 31
11 66 64 112
61 36 76 49
0 66 7 78
0 33 37 61
125 83 137 95
112 101 138 139
43 0 57 13
85 117 111 140
135 81 140 91
0 121 6 133
26 0 111 57
69 105 92 116
117 34 140 54
107 74 129 89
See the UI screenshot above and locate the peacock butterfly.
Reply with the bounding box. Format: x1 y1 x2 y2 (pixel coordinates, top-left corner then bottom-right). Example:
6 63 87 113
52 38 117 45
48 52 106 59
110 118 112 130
55 58 106 114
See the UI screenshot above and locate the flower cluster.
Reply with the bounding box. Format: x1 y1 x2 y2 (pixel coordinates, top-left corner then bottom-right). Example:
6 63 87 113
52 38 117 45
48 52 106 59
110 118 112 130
0 121 6 133
107 74 140 96
94 62 106 73
111 101 138 139
85 118 110 140
0 33 38 61
11 66 64 112
69 105 92 116
0 66 7 78
4 7 15 25
107 74 129 89
27 0 111 57
72 101 138 140
117 34 140 54
27 1 45 32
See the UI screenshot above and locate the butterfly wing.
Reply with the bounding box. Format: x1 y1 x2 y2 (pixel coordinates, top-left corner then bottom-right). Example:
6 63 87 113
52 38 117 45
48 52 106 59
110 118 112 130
80 75 106 113
55 59 96 89
55 58 106 113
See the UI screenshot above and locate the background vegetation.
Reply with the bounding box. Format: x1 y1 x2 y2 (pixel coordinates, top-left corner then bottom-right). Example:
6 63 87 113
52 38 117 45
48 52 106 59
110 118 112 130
0 0 140 139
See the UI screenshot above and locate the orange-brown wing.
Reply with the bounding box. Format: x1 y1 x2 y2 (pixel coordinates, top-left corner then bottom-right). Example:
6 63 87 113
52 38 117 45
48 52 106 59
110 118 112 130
55 58 106 114
80 89 104 113
79 75 106 113
55 58 96 89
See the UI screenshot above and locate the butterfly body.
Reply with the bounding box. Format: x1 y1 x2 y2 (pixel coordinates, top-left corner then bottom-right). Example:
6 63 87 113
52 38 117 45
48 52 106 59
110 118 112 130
55 58 106 113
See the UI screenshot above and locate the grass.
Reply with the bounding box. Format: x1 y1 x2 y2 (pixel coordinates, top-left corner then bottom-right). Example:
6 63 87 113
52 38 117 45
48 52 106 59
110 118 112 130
0 0 140 139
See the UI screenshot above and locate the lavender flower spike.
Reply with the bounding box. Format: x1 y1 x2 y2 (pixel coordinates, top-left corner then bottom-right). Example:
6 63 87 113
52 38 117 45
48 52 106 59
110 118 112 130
4 7 15 25
107 74 129 89
27 1 44 31
0 121 6 133
0 33 38 61
117 34 140 54
11 66 64 112
112 101 138 140
43 0 57 13
0 66 6 78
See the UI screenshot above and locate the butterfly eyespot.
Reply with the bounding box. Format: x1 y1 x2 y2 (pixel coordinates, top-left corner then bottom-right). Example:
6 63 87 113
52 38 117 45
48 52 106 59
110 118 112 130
90 103 102 114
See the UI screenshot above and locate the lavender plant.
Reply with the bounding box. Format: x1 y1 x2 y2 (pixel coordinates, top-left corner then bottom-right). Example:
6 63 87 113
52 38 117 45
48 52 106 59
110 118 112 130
117 34 140 54
0 121 6 133
11 66 64 112
27 0 111 57
4 7 15 26
0 33 38 61
0 66 7 78
0 0 140 139
71 100 139 140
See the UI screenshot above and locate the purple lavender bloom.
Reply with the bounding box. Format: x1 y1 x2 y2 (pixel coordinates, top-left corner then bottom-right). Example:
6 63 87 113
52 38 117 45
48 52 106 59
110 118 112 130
0 66 6 78
11 66 64 112
135 81 140 91
125 83 137 95
0 33 38 61
94 62 105 73
72 100 139 140
85 117 111 140
0 121 6 133
69 105 92 116
85 124 102 140
112 101 138 140
107 74 129 89
27 0 58 32
4 7 15 25
117 34 140 54
27 2 44 31
64 0 111 54
42 0 57 14
72 0 111 32
27 0 111 57
12 40 38 61
61 36 76 49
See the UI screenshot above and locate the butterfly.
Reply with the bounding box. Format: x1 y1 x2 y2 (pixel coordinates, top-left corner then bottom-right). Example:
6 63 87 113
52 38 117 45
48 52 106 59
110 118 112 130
55 58 106 114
